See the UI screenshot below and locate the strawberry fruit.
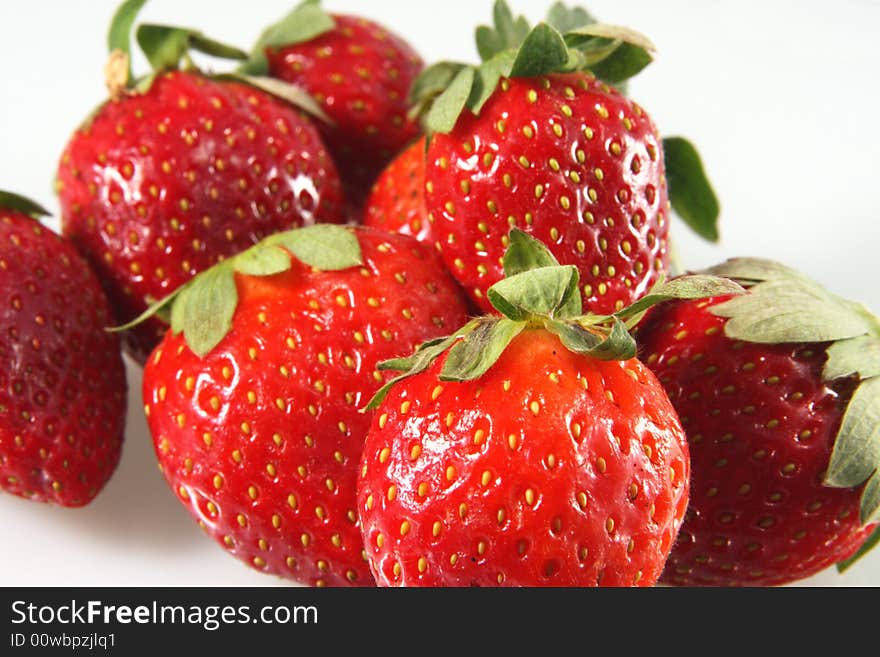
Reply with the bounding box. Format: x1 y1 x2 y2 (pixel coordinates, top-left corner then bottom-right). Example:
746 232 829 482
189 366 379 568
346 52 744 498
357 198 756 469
412 2 718 314
0 191 127 507
637 258 880 585
357 229 742 586
141 225 469 586
57 6 344 362
243 0 424 211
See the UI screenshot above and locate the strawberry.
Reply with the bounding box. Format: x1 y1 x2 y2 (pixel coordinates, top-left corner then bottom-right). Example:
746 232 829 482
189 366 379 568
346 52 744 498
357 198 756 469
57 7 344 363
0 191 127 507
637 258 880 586
357 229 742 586
141 225 469 586
363 137 432 244
243 1 424 212
413 2 719 314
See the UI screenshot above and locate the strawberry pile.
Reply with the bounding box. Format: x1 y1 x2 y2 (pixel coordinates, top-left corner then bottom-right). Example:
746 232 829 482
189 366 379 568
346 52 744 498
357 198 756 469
1 0 877 588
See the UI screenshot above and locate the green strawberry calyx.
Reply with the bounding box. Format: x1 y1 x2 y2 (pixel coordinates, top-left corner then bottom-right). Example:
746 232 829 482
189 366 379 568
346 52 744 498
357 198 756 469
104 0 329 121
703 258 880 565
0 190 51 219
411 0 720 245
112 224 362 358
364 228 743 410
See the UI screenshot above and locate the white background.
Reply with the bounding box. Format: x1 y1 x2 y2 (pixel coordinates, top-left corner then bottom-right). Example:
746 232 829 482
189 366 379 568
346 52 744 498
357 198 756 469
1 0 878 586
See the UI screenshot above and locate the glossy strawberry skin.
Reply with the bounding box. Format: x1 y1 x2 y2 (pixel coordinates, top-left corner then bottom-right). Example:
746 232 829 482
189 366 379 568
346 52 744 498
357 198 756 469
0 211 127 506
363 137 433 243
142 229 469 587
426 73 669 314
638 297 876 586
266 14 423 209
358 328 689 587
57 71 344 363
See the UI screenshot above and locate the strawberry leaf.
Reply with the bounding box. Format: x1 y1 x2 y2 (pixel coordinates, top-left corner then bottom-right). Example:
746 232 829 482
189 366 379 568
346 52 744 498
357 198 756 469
440 318 525 381
410 61 467 111
663 137 720 242
487 265 580 321
240 0 335 76
426 67 476 135
0 190 50 218
468 51 516 115
107 0 147 85
269 224 361 271
233 244 293 277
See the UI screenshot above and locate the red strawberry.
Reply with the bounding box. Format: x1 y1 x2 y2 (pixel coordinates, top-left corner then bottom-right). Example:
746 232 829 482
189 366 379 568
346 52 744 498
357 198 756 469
245 2 424 210
414 4 719 314
363 137 432 244
57 17 344 363
0 191 127 507
637 258 880 585
141 225 469 586
357 229 741 586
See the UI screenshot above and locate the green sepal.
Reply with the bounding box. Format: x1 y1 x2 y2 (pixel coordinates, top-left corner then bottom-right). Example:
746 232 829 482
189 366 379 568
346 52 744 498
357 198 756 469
563 23 654 84
365 322 480 411
545 2 596 33
707 259 874 344
266 224 361 271
409 61 467 120
111 224 361 356
172 265 238 357
487 265 581 321
837 526 880 573
502 227 560 277
0 190 51 218
440 318 525 381
217 73 331 123
546 317 635 360
663 137 720 243
425 67 476 135
475 0 530 61
107 0 147 85
617 274 746 322
136 24 247 73
240 0 335 76
824 376 880 523
509 23 572 78
468 51 516 115
824 335 880 381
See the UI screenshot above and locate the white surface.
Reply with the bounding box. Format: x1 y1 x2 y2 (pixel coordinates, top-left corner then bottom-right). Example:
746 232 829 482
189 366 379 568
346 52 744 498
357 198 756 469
1 0 878 587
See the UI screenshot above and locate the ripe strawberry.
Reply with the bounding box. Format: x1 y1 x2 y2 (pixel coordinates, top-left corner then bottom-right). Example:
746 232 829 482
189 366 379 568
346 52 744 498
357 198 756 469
57 14 344 362
357 229 742 586
363 137 432 243
414 3 719 314
637 258 880 585
141 225 469 586
0 191 127 507
244 1 424 211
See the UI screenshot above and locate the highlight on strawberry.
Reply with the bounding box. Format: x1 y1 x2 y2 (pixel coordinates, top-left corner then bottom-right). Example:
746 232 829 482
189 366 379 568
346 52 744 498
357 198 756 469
357 229 743 586
136 224 468 586
395 1 719 315
637 258 880 585
241 0 425 215
56 0 345 363
0 191 127 507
